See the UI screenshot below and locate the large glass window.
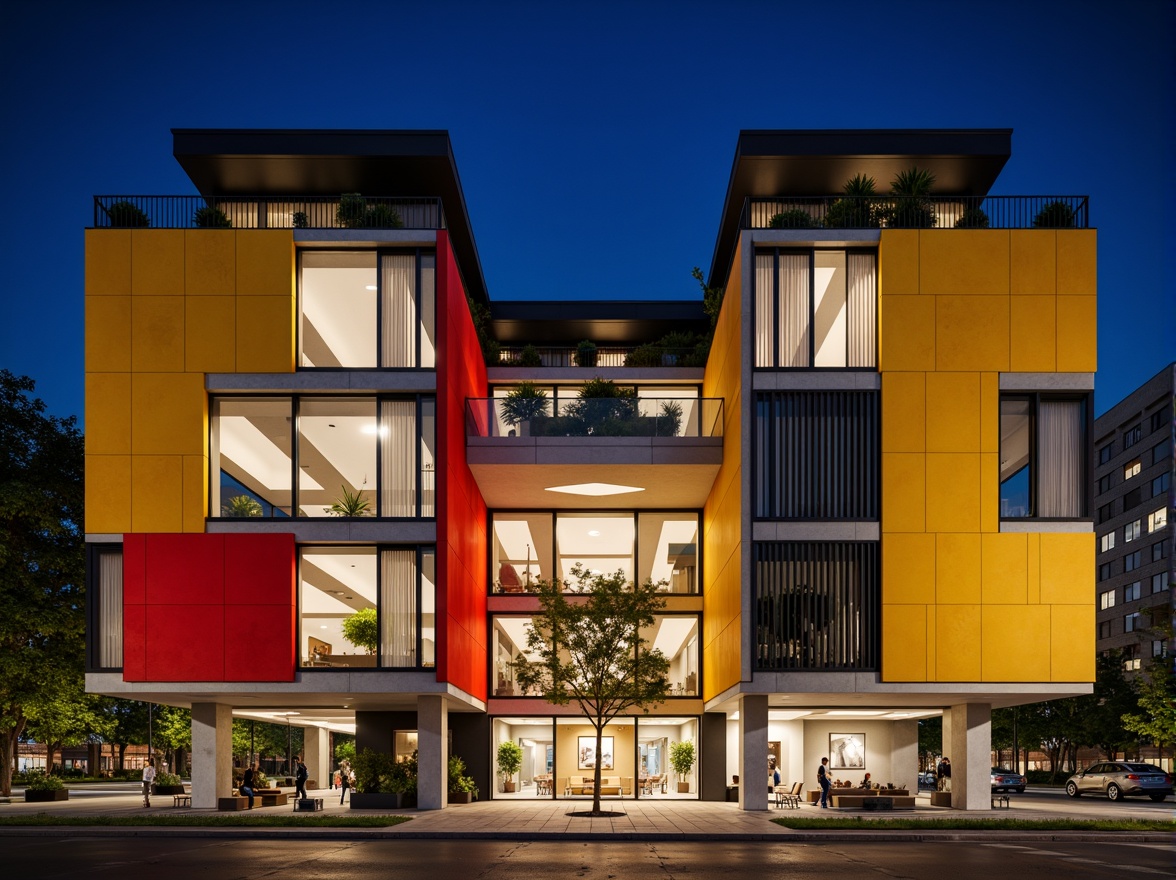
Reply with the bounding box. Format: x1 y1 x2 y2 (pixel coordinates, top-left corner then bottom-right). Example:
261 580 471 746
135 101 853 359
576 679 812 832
298 398 377 516
211 397 294 517
1000 395 1087 519
87 545 123 670
754 248 876 368
637 513 699 594
641 616 699 696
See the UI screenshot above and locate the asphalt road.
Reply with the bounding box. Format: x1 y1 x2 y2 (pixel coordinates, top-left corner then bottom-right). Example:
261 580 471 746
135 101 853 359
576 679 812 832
4 839 1174 879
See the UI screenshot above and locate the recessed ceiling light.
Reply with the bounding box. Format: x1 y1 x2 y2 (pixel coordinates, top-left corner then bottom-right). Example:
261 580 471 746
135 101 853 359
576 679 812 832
545 482 645 496
365 285 377 291
320 625 328 629
588 530 601 537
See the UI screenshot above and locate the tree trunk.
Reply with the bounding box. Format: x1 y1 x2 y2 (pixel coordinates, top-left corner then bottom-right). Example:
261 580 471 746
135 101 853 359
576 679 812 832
45 740 60 776
117 742 127 772
0 719 24 796
592 726 603 815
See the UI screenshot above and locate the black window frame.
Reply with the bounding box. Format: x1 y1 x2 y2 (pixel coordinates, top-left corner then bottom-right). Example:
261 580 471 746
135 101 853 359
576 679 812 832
1123 424 1142 449
999 392 1092 521
85 542 124 673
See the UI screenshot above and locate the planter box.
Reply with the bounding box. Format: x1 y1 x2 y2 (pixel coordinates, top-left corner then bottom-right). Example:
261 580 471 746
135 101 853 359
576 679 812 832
25 789 68 802
502 781 516 793
677 782 690 793
152 784 185 795
448 791 474 804
350 792 415 810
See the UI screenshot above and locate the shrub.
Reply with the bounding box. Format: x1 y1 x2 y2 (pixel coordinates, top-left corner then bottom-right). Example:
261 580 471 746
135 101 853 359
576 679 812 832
155 772 183 787
337 193 368 228
768 209 817 229
106 200 150 228
1033 200 1076 228
955 205 990 228
575 339 598 367
193 206 232 228
352 748 417 795
825 174 879 229
341 608 378 654
500 382 550 427
364 203 404 229
886 167 937 228
292 211 309 229
518 344 543 368
24 771 65 792
447 755 478 796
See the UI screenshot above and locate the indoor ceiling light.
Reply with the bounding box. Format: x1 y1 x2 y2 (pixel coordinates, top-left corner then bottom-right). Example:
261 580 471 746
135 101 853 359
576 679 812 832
587 530 601 537
365 285 377 291
545 482 645 496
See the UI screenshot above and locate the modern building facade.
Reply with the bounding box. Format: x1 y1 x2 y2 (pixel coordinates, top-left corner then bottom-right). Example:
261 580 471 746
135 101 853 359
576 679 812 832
84 128 1097 811
1092 363 1174 672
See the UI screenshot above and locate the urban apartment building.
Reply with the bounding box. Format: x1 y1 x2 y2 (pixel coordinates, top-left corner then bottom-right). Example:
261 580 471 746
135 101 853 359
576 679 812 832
84 128 1097 811
1093 363 1174 671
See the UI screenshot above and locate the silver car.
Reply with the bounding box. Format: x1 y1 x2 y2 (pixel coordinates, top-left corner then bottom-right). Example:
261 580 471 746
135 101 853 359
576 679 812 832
1065 762 1172 802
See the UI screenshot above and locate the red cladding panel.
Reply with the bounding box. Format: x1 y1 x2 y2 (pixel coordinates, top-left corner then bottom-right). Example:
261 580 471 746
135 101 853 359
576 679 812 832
224 533 296 605
122 533 146 604
144 533 225 605
225 603 294 681
144 603 225 681
122 603 147 680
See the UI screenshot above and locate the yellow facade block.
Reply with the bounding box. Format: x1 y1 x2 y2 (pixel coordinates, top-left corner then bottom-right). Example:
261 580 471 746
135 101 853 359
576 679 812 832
1009 230 1056 294
131 455 184 532
979 372 999 453
982 533 1027 604
935 605 982 681
85 373 131 456
935 533 982 604
882 532 936 604
236 296 295 373
1056 230 1097 295
879 230 919 295
979 453 1000 532
1051 605 1096 682
925 372 980 452
1039 532 1095 604
85 295 131 372
982 605 1050 681
881 605 927 681
130 229 185 295
881 372 925 452
130 296 185 372
235 231 293 295
85 454 131 534
925 453 981 533
1009 296 1057 372
1027 533 1040 604
184 230 236 294
85 230 131 295
185 296 237 372
882 453 925 533
182 455 208 533
919 230 1009 295
131 372 207 456
1056 295 1097 373
926 606 936 681
879 295 935 371
936 296 1009 372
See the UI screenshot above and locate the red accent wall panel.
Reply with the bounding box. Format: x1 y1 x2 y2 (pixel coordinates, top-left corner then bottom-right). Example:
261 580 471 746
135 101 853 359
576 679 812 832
122 533 295 682
435 230 489 701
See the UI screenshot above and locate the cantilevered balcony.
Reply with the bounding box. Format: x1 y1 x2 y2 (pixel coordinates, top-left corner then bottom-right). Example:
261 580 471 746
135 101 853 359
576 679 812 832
742 195 1089 230
92 195 445 229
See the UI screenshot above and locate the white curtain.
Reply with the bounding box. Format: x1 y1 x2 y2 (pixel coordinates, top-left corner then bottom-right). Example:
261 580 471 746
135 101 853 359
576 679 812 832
778 253 810 367
1038 400 1083 517
421 551 436 668
420 254 436 368
380 549 417 666
755 253 774 367
381 254 416 367
380 400 417 517
847 253 877 367
99 552 123 668
419 398 435 518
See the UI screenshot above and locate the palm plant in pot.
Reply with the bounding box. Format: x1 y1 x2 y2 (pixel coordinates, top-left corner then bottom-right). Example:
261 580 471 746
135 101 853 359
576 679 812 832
500 382 549 436
824 174 880 228
886 166 937 228
670 740 696 794
496 740 523 793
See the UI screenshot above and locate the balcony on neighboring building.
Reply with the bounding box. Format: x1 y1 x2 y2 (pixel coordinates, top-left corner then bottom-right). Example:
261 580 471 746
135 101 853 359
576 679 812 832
92 195 446 230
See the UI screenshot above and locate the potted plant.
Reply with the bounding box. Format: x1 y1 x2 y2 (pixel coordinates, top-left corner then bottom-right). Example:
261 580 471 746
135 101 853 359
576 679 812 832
328 483 372 517
670 740 696 794
955 203 990 228
575 339 598 367
885 166 937 228
447 754 478 804
824 174 879 229
1033 200 1076 228
105 199 150 228
292 211 309 229
193 205 232 228
222 494 263 517
350 748 417 809
152 772 185 795
768 209 817 229
337 193 404 229
518 344 543 367
341 608 378 655
500 382 549 436
23 771 68 802
496 740 523 793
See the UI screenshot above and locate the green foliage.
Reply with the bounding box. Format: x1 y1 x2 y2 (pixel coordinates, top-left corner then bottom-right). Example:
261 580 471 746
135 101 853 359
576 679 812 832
1033 200 1076 228
955 205 990 228
334 737 356 763
886 166 937 228
222 494 263 517
292 211 309 229
824 174 880 229
518 344 543 367
106 200 150 227
496 740 523 779
768 209 817 229
365 203 404 229
917 716 942 763
341 608 378 654
337 194 404 229
466 296 500 365
23 770 65 792
575 339 598 367
447 754 478 796
1086 650 1141 758
499 382 550 427
193 206 232 228
154 772 182 787
25 686 111 774
328 484 372 517
1122 657 1176 752
669 740 696 781
625 331 710 368
692 266 725 329
352 747 417 795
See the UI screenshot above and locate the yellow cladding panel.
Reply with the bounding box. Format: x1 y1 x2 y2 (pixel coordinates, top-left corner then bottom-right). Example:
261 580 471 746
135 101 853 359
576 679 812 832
936 296 1009 372
882 533 935 603
882 605 927 681
1056 295 1097 372
982 605 1050 681
1051 605 1095 681
130 296 185 372
85 230 131 295
131 373 206 456
85 373 131 455
130 230 185 295
236 296 295 373
85 295 131 372
935 533 981 604
186 296 237 372
925 372 980 452
926 453 980 533
183 455 208 533
881 372 925 453
879 230 919 295
1009 296 1057 372
85 455 132 533
1027 533 1041 604
935 605 982 681
979 372 999 453
1039 533 1095 604
879 295 935 371
920 230 1009 295
982 533 1027 604
131 455 184 532
979 453 1000 532
882 453 925 532
184 230 236 295
1010 230 1056 294
1056 230 1096 295
236 231 293 295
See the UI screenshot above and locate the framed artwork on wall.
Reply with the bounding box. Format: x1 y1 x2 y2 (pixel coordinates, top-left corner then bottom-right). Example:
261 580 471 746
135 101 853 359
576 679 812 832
829 733 865 769
578 736 614 770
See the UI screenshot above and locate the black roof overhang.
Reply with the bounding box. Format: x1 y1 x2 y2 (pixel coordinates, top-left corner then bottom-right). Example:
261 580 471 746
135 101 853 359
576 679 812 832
490 300 708 345
707 128 1013 288
172 129 488 303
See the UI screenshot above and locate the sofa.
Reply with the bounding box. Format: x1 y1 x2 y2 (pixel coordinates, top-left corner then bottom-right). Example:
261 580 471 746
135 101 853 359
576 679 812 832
563 776 633 796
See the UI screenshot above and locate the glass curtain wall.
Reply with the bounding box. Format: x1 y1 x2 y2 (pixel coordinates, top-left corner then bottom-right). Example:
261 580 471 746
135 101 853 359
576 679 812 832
298 398 377 517
211 397 294 518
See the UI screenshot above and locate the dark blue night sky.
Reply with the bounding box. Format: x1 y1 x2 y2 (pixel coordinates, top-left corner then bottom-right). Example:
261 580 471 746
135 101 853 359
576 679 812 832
1 0 1172 421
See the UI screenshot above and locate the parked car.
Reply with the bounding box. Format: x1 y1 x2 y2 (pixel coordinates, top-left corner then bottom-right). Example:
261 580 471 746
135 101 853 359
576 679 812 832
1065 762 1173 802
918 771 937 789
990 768 1027 793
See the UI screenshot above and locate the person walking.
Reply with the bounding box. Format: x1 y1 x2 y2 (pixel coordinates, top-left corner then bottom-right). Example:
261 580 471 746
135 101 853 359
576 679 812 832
142 757 156 808
816 756 831 808
295 755 309 800
937 756 952 792
240 762 256 809
339 758 351 804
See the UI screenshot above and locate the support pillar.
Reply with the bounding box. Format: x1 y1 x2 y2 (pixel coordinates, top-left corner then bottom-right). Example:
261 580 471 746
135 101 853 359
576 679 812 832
891 719 918 793
417 695 448 810
738 694 768 811
304 726 329 790
950 702 991 811
191 703 233 810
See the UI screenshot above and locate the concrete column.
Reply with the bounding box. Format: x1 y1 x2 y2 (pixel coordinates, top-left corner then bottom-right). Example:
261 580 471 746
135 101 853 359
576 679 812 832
417 695 448 810
191 703 233 810
738 694 769 811
891 719 919 793
304 726 329 790
950 702 991 811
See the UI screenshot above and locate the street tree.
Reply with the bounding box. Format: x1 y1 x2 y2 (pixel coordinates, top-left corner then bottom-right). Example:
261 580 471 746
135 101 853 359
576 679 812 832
513 565 670 816
25 682 111 774
1122 659 1176 762
1086 650 1140 760
105 699 151 771
0 371 84 795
